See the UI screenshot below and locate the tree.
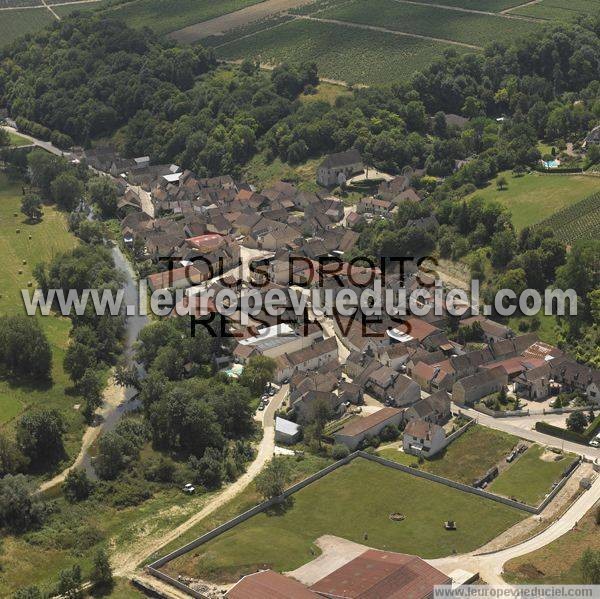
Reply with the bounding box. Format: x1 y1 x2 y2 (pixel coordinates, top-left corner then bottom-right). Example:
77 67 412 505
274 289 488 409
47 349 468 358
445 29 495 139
0 433 28 476
490 229 517 268
239 356 276 395
0 315 52 379
189 447 225 489
50 171 84 211
0 474 44 532
78 368 103 423
88 177 118 218
582 549 600 584
63 469 93 502
57 564 82 599
332 444 350 460
94 430 138 480
27 150 66 197
566 411 587 433
20 194 43 221
496 176 508 191
13 587 42 599
17 409 65 466
64 341 97 383
90 547 113 590
255 457 292 501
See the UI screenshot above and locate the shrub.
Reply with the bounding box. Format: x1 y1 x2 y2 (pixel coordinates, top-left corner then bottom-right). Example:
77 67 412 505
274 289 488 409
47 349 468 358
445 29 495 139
332 444 350 460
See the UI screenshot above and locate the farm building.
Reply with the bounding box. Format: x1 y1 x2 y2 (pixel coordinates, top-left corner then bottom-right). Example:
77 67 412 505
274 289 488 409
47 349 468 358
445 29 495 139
334 407 402 450
275 417 301 445
317 149 363 187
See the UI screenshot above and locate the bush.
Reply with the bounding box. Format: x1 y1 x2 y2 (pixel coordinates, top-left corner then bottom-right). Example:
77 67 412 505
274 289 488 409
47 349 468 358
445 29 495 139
332 444 350 460
63 469 93 503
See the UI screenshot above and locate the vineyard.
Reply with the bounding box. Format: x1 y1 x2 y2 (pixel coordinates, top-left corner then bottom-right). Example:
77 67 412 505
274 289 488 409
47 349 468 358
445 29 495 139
317 0 542 46
216 18 472 85
509 0 600 20
533 191 600 243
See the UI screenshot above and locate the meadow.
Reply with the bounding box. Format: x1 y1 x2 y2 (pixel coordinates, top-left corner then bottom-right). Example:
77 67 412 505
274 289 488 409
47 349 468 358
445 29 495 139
317 0 543 47
0 173 85 463
467 171 600 231
216 18 473 85
164 458 526 583
379 425 519 484
489 445 575 506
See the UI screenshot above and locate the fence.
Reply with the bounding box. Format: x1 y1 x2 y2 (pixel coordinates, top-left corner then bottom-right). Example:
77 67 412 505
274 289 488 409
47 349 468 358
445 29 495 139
147 449 582 597
473 404 530 418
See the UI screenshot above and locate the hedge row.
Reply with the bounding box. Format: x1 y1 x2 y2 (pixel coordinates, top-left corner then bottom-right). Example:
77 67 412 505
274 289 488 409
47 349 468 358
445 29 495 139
535 421 587 444
14 117 73 150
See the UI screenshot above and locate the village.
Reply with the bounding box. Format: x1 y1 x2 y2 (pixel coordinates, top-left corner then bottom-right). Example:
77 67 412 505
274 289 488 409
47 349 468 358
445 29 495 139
70 141 600 598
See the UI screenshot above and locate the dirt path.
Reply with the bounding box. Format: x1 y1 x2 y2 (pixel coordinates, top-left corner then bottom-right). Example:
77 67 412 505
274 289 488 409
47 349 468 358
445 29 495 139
113 385 288 578
37 378 125 493
296 14 482 49
168 0 316 43
500 0 544 14
389 0 544 22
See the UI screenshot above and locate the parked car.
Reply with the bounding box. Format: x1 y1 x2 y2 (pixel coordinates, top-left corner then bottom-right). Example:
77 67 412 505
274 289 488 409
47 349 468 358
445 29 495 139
183 483 195 494
258 403 265 411
269 388 276 396
589 435 600 447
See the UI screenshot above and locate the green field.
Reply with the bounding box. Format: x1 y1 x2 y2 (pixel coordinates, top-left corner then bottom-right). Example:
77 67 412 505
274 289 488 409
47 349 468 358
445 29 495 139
489 445 575 506
217 18 473 85
0 174 85 462
165 458 526 583
410 0 530 10
532 190 600 243
100 0 265 35
0 7 53 48
511 0 600 20
379 425 519 484
6 130 32 147
468 171 600 231
318 0 543 46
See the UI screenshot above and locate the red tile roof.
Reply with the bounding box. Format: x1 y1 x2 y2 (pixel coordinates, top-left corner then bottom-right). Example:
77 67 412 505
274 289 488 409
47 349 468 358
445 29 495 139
310 549 451 598
226 570 318 598
336 408 401 438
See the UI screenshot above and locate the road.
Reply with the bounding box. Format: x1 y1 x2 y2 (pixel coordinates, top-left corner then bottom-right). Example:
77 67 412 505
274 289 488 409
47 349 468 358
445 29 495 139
455 404 600 460
114 384 288 578
429 474 600 584
2 125 67 157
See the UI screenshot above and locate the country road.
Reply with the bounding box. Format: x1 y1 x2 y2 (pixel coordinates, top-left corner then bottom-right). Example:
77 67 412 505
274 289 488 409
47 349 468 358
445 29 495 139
113 384 288 578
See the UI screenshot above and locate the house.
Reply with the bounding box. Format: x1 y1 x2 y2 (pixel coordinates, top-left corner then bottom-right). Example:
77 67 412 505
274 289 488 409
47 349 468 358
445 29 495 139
237 323 322 361
514 363 552 400
310 549 451 599
459 315 512 343
257 226 301 251
334 407 402 450
317 149 363 187
226 570 318 598
550 357 600 403
404 390 451 425
356 196 394 216
338 380 363 405
403 419 446 457
584 124 600 148
378 175 408 200
452 366 508 405
292 390 343 425
386 374 421 407
366 365 399 400
275 417 301 445
345 211 364 230
274 336 339 382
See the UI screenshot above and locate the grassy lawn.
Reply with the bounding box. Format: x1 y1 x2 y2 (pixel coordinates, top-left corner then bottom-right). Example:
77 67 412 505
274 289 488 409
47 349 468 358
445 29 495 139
507 312 562 347
489 445 575 506
0 174 85 463
6 130 32 147
242 152 323 192
467 171 600 231
380 425 519 485
164 458 526 583
504 500 600 584
300 81 352 105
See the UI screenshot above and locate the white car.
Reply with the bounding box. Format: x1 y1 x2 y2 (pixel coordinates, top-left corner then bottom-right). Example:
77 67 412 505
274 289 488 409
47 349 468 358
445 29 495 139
589 435 600 447
183 483 195 494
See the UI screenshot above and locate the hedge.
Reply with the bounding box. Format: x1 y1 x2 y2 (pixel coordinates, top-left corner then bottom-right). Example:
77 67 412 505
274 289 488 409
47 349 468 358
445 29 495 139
535 421 587 444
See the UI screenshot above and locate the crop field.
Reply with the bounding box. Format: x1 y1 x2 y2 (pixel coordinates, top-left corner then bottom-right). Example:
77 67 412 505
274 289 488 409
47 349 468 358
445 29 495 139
100 0 265 36
0 7 53 47
509 0 600 20
533 190 600 243
317 0 543 46
164 458 526 583
468 171 600 231
217 18 473 85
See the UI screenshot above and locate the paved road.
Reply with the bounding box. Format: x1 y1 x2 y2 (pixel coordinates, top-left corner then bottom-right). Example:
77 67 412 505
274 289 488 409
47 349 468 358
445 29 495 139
429 474 600 584
455 404 600 460
2 125 66 157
